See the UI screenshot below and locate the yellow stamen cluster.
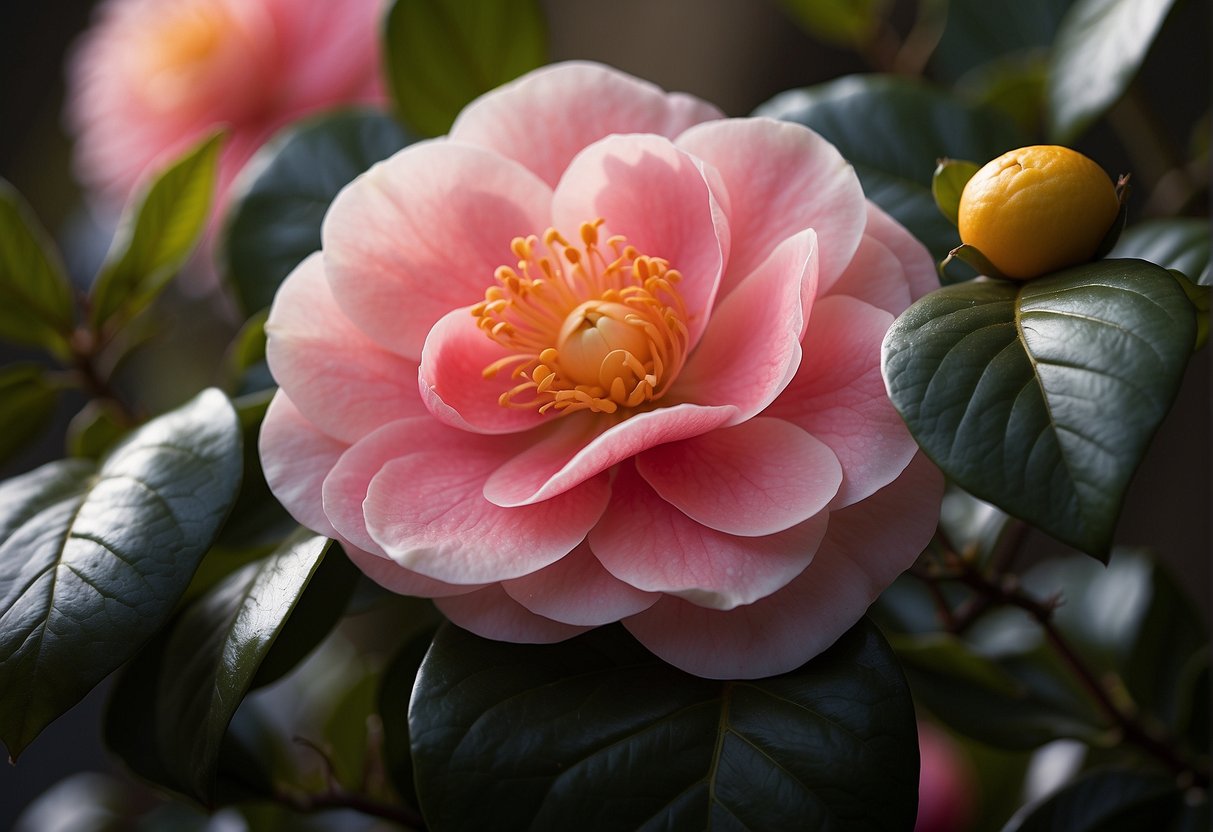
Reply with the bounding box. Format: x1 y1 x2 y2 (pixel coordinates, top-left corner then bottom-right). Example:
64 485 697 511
471 219 690 416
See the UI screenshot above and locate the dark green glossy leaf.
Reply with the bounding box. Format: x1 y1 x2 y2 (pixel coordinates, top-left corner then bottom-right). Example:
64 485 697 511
1002 768 1182 831
380 625 438 808
90 133 221 328
221 110 412 314
213 389 294 553
930 0 1070 81
154 530 334 800
1047 0 1179 141
932 159 980 226
0 179 75 355
882 261 1196 557
0 388 241 759
893 634 1110 749
777 0 887 46
0 363 59 465
384 0 547 137
756 75 1025 264
943 242 1008 280
1110 219 1211 287
956 50 1049 136
410 619 918 831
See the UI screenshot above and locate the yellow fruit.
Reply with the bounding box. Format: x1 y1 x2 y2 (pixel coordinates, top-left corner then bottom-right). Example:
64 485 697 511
957 145 1119 280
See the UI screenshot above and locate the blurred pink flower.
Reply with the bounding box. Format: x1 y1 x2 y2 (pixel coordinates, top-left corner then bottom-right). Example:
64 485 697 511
260 62 943 679
67 0 386 212
916 722 977 832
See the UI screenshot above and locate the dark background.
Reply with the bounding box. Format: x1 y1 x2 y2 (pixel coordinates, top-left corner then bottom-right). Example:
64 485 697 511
0 0 1208 827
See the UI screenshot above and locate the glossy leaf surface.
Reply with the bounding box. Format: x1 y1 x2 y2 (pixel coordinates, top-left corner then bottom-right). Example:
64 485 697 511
882 261 1195 556
410 619 917 831
0 389 241 758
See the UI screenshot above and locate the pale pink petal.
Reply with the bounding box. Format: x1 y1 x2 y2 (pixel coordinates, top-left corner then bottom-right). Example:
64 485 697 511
259 391 347 536
635 417 841 537
265 253 425 443
676 117 866 298
502 541 658 626
418 307 549 435
764 295 918 508
436 584 591 643
360 421 610 584
624 453 944 679
342 539 481 599
550 133 729 346
672 229 817 422
323 139 553 359
589 463 830 610
483 403 737 507
823 228 914 316
450 61 723 187
829 202 931 306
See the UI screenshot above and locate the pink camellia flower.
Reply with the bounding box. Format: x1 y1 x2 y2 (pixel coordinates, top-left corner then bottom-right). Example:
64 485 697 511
260 61 944 679
67 0 385 212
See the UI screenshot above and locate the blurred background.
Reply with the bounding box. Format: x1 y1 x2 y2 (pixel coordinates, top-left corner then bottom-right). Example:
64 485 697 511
0 0 1208 828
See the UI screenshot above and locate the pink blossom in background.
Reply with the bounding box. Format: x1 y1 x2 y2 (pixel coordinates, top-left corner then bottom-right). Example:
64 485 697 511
67 0 386 214
259 61 944 679
916 722 977 832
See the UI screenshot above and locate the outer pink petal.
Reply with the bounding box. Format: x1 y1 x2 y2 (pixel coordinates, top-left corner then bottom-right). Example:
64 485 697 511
342 539 481 599
418 307 549 434
589 463 829 610
623 453 944 679
322 139 553 360
635 417 841 537
823 228 914 316
361 421 610 584
676 118 866 298
672 229 817 422
550 133 729 346
436 584 592 644
265 253 425 443
259 391 347 536
449 61 723 188
483 403 737 508
833 201 938 304
765 294 918 509
502 541 658 626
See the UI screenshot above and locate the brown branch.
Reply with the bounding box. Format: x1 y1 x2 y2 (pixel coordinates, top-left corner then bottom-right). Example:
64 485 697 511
68 326 140 427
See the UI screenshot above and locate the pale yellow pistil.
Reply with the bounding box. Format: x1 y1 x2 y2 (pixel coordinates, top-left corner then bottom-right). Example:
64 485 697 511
471 219 691 416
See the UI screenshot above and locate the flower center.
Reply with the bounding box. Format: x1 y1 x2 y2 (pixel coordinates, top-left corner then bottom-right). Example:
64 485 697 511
472 219 690 416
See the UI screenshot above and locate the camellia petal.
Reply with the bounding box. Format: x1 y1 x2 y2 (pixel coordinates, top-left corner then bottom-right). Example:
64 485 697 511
435 584 592 644
342 539 485 599
676 117 866 299
765 294 919 508
635 417 841 537
266 253 426 443
623 454 943 679
502 541 659 626
259 391 347 537
323 140 553 359
590 463 830 610
449 61 723 187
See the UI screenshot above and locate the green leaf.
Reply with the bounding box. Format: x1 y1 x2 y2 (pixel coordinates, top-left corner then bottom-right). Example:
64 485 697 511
410 619 918 831
65 400 128 460
1110 218 1211 287
893 634 1111 749
1047 0 1179 141
0 179 75 355
90 133 222 329
932 159 980 226
777 0 888 46
0 363 59 465
221 110 412 314
0 388 241 759
383 0 547 137
930 0 1070 81
756 75 1026 264
882 261 1196 557
955 50 1050 137
153 530 335 801
380 625 438 808
1002 768 1182 831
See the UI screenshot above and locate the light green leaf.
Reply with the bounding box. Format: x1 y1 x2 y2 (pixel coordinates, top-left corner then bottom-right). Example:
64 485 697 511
384 0 547 137
882 261 1195 557
932 159 980 226
0 179 75 355
0 389 242 759
410 619 918 831
1047 0 1178 141
777 0 888 46
90 133 222 328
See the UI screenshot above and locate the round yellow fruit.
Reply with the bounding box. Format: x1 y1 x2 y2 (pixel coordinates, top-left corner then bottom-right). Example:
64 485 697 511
957 145 1118 280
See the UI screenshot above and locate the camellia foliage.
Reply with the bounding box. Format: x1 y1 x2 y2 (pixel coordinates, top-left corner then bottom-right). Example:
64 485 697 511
0 0 1208 830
